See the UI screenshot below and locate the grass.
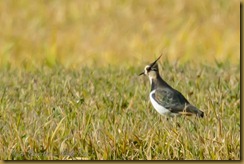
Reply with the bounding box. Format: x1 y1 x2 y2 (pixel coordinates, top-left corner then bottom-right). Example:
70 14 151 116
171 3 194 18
0 0 240 68
0 61 240 160
0 0 240 160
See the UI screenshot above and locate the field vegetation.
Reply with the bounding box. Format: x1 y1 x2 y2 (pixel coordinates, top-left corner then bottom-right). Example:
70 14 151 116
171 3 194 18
0 0 240 160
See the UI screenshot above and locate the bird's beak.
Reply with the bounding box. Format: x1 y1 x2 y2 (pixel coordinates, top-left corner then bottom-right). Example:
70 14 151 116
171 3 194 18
139 72 145 76
149 53 163 67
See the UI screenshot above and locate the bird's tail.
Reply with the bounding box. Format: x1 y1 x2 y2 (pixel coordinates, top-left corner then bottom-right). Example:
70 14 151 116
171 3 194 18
185 105 204 118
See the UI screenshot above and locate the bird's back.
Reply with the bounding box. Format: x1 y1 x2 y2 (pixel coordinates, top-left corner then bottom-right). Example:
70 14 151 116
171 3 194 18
151 77 204 117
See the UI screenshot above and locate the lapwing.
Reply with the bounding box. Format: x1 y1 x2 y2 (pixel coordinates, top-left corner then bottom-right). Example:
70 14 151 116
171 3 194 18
139 55 204 118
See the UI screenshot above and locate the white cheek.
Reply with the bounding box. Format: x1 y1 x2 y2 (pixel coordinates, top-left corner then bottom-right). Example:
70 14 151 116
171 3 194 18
149 76 152 85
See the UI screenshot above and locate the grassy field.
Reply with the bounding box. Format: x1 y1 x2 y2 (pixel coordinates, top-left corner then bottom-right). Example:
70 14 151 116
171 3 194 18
0 0 240 160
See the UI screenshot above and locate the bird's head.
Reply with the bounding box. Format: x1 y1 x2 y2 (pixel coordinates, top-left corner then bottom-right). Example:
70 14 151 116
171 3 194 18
139 54 162 78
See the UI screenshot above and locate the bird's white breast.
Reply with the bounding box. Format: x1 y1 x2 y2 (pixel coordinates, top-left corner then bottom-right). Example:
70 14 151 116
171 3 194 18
149 90 178 117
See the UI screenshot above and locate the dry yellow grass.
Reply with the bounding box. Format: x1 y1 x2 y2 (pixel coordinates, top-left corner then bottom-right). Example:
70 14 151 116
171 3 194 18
0 0 240 68
0 0 240 160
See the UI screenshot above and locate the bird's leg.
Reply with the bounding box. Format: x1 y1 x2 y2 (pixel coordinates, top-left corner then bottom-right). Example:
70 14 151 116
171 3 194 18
163 117 171 128
172 116 181 128
176 122 181 128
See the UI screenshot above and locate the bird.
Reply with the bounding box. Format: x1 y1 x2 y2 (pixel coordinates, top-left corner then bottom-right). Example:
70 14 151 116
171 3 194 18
139 54 204 118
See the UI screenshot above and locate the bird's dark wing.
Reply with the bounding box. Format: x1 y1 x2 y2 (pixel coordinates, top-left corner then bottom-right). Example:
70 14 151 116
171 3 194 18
152 88 204 117
152 87 190 113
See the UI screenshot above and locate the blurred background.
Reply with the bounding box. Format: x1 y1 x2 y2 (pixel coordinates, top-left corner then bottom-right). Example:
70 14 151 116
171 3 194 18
0 0 240 69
